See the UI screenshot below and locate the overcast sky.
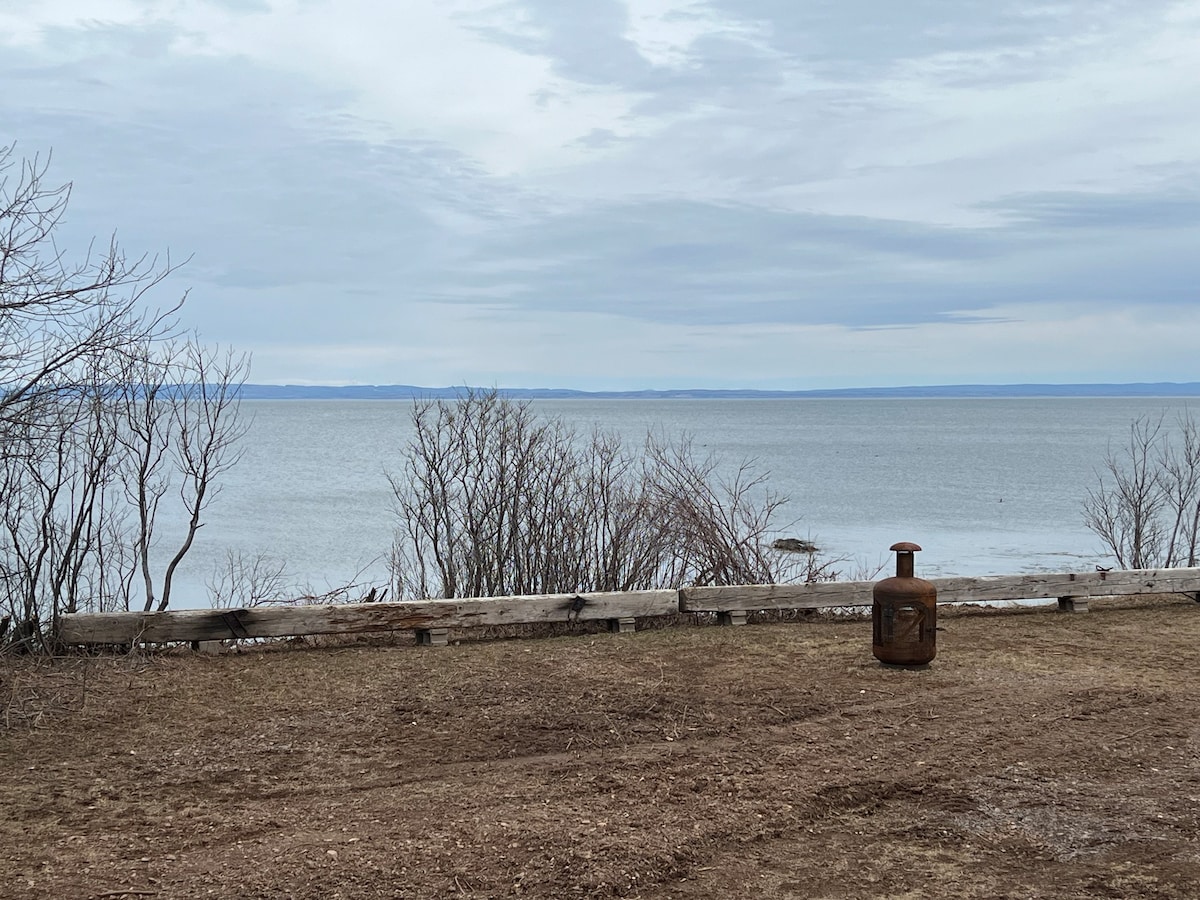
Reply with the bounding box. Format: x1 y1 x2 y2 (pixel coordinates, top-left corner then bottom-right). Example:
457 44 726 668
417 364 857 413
3 1 1199 389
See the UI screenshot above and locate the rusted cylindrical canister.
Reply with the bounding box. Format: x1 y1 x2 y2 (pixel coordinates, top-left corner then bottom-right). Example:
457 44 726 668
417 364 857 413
872 542 936 666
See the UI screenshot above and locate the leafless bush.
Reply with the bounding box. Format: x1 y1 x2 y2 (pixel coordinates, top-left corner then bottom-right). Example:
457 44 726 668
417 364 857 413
0 145 248 645
117 341 250 612
208 550 385 610
207 550 291 609
388 390 828 599
0 147 182 428
292 572 387 607
1083 411 1200 569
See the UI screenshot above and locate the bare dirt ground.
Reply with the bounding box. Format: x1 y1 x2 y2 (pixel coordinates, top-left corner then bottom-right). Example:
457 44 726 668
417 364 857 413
3 596 1200 899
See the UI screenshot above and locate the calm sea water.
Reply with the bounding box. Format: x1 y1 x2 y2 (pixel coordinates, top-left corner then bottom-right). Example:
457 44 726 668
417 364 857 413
154 397 1198 608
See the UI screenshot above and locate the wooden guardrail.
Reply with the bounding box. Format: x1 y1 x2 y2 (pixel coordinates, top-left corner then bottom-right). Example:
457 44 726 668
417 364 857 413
681 567 1200 621
57 590 680 646
57 568 1200 646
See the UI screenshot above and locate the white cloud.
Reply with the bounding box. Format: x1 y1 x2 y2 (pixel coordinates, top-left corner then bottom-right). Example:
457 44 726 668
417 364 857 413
0 0 145 46
182 0 650 175
622 0 767 68
3 0 645 175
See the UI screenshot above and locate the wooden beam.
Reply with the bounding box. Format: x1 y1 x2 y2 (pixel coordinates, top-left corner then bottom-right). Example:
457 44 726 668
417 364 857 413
681 581 874 613
681 568 1200 613
58 590 679 645
57 568 1200 645
933 568 1200 603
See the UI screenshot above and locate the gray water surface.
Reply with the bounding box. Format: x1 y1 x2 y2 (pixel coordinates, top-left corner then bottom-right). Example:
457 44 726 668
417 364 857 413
153 397 1196 607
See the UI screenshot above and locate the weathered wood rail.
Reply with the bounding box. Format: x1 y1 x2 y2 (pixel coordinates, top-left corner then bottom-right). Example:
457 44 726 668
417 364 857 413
57 568 1200 646
681 567 1200 621
57 590 680 646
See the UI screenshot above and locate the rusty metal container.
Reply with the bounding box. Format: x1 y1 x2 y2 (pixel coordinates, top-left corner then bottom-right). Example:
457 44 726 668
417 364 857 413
872 542 936 666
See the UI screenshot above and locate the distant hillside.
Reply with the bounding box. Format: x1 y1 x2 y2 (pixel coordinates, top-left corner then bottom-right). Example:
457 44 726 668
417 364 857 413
235 382 1200 400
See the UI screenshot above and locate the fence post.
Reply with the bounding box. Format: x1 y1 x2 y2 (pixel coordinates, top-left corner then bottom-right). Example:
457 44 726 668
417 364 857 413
1057 596 1090 613
417 628 450 647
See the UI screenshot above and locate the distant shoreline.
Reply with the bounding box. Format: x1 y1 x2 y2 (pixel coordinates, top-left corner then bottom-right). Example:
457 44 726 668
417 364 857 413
235 382 1200 401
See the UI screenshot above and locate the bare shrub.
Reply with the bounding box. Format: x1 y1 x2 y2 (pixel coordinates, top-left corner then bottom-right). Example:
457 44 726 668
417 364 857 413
643 433 788 586
388 390 824 599
117 340 251 612
1083 411 1200 569
207 550 291 609
208 550 386 611
0 145 248 645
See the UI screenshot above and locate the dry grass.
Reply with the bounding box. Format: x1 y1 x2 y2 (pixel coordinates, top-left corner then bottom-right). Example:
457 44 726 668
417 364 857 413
2 595 1200 899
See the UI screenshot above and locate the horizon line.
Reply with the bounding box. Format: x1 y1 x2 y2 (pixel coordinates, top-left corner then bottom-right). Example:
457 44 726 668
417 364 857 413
233 380 1200 399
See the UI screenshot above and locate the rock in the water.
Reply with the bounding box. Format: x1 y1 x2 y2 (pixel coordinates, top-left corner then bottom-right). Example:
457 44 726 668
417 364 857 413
772 538 819 554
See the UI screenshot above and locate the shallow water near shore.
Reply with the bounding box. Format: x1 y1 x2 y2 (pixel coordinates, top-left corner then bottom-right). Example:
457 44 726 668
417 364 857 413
152 396 1198 608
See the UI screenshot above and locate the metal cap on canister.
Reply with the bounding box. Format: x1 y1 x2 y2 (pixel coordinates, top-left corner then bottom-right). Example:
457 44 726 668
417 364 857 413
889 541 922 578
